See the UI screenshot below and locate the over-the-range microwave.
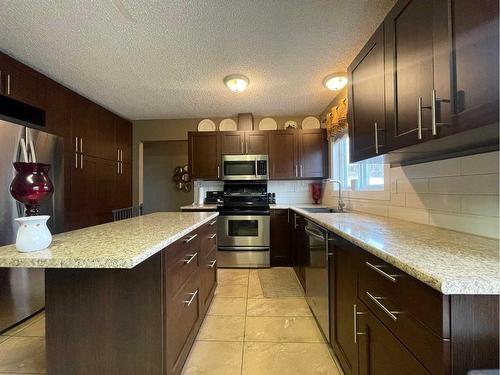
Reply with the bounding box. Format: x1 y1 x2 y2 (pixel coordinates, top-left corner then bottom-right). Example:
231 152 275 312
222 154 268 180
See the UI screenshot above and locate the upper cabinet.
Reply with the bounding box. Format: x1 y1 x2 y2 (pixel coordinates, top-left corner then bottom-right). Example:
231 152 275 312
349 0 499 164
189 128 327 180
348 24 386 163
189 132 221 180
0 53 46 110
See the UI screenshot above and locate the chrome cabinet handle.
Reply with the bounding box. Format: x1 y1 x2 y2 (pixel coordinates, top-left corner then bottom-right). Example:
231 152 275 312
6 74 10 95
431 89 437 136
208 233 216 239
75 153 78 169
365 292 401 321
246 140 248 154
417 97 423 139
117 149 120 162
374 122 379 154
208 259 217 268
365 262 399 283
80 154 83 169
120 162 123 175
209 220 217 226
80 138 83 153
300 165 303 177
117 161 120 174
182 252 198 264
353 304 366 344
295 165 298 177
183 290 198 307
217 165 220 179
255 159 258 178
183 234 198 243
75 137 79 152
120 149 123 162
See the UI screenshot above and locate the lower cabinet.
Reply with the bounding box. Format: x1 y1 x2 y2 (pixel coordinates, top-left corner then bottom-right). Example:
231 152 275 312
356 300 431 375
270 209 291 266
165 219 218 375
290 211 307 289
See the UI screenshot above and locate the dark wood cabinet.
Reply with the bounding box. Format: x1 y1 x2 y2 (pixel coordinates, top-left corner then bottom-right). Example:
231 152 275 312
220 131 245 155
348 24 386 162
356 300 431 375
270 209 291 266
297 129 327 178
115 115 132 163
246 131 269 154
0 53 46 109
269 130 298 179
45 81 72 151
189 132 220 179
290 211 307 289
70 95 98 157
96 108 116 161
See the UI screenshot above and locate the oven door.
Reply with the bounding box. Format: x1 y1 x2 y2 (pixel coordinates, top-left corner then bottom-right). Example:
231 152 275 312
222 155 268 180
218 214 270 248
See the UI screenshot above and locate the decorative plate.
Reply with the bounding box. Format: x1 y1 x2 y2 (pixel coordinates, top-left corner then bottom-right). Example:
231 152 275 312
284 120 298 130
219 118 237 131
302 116 321 129
258 117 278 131
197 119 216 132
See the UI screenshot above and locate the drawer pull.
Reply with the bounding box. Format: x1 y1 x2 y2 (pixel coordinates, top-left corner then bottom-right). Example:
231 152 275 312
208 260 217 268
365 262 399 283
353 304 366 344
184 234 198 243
366 292 402 321
183 290 198 307
209 220 217 226
182 252 198 264
208 233 216 239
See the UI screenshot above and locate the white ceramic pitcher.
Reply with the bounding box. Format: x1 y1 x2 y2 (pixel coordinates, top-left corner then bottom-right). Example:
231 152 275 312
15 215 52 252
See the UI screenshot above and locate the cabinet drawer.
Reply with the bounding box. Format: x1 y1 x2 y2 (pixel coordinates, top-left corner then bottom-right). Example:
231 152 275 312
166 273 200 374
166 233 201 296
197 221 217 259
358 253 450 374
199 252 217 312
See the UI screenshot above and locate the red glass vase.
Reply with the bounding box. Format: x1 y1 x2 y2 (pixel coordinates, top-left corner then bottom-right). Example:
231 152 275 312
311 183 322 204
10 162 54 216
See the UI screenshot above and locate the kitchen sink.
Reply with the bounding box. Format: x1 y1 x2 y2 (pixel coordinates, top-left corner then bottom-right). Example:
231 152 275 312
301 207 347 213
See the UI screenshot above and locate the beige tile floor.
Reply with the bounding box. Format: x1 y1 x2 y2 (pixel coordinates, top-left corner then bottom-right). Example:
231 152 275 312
182 268 343 375
0 268 342 375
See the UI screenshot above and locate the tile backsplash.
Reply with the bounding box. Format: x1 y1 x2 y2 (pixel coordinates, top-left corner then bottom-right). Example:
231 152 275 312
322 151 499 239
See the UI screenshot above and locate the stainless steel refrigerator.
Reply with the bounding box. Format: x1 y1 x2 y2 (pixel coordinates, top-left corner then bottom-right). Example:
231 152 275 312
0 118 64 332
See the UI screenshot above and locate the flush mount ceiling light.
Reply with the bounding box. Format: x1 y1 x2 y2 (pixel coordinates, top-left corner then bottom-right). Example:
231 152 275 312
224 74 249 93
323 73 348 91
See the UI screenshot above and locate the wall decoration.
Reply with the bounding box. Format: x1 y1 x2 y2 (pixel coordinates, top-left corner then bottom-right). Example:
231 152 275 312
326 97 348 140
172 165 191 191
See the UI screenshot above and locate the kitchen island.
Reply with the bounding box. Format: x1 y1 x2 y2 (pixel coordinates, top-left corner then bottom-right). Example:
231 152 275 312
0 212 219 375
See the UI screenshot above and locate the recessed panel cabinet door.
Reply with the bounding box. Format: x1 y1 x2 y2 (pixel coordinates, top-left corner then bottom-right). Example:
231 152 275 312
348 24 386 162
385 0 438 149
45 81 72 151
115 116 133 163
220 131 245 155
269 131 297 179
246 131 269 154
357 300 431 375
70 95 98 157
297 129 327 178
188 132 220 179
270 209 291 266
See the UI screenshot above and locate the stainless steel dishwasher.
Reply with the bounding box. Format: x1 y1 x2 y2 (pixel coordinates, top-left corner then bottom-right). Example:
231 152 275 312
304 220 330 342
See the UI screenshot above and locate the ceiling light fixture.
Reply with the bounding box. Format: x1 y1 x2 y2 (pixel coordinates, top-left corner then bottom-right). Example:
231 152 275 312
224 74 249 93
323 73 348 91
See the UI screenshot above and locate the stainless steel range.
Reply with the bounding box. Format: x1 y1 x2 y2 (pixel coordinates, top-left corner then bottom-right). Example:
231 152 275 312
217 180 270 268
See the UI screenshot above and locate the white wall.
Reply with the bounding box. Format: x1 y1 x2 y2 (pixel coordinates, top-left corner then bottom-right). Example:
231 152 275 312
322 151 500 239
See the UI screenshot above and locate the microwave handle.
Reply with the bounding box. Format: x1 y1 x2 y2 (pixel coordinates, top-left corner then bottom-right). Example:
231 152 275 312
255 159 258 177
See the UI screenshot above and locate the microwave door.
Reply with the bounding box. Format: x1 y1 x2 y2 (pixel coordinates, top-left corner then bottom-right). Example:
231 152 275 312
223 160 256 180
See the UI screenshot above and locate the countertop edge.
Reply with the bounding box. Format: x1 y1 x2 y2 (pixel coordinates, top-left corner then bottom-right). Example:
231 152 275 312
290 207 500 295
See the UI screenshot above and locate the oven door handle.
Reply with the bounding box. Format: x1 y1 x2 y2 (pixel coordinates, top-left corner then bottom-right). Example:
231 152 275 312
218 246 270 251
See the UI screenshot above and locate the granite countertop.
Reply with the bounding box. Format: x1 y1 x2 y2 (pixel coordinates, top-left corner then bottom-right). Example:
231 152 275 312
291 207 500 295
0 212 218 269
179 203 329 210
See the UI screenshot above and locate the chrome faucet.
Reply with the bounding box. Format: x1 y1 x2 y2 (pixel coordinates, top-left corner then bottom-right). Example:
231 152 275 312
328 179 346 212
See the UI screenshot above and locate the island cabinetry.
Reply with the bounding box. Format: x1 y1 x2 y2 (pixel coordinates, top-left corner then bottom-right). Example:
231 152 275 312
45 218 218 375
270 209 291 266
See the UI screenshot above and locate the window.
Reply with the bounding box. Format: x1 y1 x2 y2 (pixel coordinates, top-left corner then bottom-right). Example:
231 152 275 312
331 135 385 191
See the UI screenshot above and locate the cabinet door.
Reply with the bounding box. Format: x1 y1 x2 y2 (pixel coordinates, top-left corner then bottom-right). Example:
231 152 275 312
116 162 132 209
270 209 291 266
96 158 118 224
297 129 327 178
188 132 220 179
269 131 297 179
220 131 245 155
357 300 430 375
348 24 386 162
441 0 499 135
95 108 116 161
385 0 440 149
115 116 132 163
0 53 46 109
45 81 72 152
246 131 269 154
70 95 98 157
332 237 359 374
291 213 307 289
67 154 99 230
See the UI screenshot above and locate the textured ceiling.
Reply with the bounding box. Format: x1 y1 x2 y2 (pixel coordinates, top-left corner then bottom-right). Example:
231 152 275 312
0 0 395 120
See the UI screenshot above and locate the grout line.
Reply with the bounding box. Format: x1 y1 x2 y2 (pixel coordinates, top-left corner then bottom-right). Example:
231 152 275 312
240 270 250 375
